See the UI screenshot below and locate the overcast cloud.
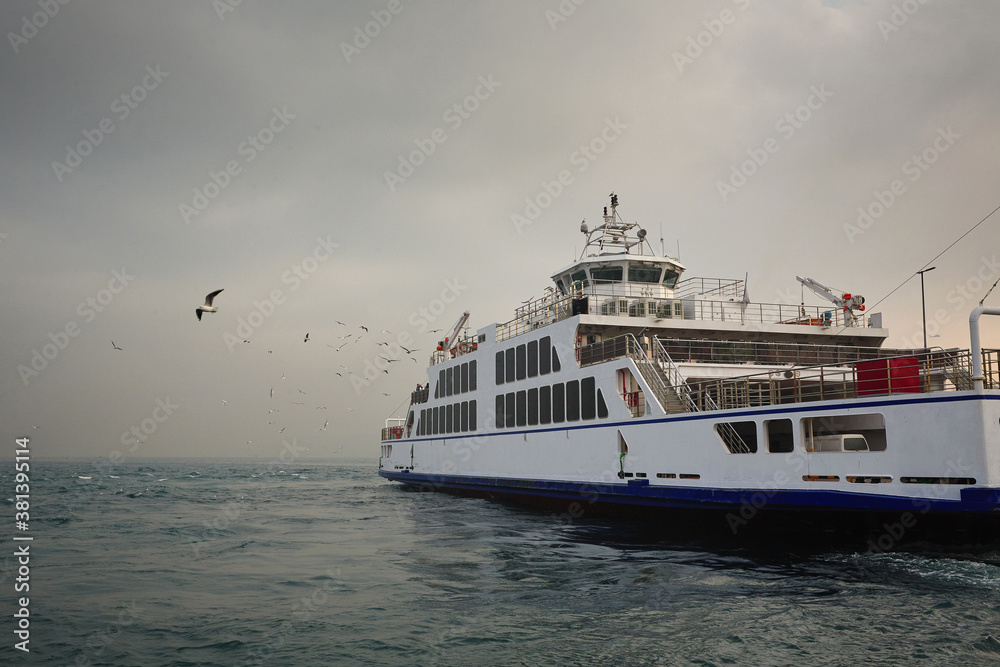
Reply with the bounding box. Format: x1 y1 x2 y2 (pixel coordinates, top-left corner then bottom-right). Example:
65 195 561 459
2 0 998 460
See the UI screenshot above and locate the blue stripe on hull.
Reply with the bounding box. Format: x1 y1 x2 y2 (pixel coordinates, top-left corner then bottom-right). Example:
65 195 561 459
378 470 1000 515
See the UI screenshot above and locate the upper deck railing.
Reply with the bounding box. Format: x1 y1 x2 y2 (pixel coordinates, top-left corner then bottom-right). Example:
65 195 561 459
496 281 872 342
575 333 999 415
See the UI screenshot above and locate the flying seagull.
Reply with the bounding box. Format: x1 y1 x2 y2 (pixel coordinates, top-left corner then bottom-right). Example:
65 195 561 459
111 341 123 351
304 332 310 342
196 289 224 321
359 325 368 332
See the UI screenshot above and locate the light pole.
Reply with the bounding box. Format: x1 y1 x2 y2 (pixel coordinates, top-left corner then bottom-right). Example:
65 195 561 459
917 266 936 348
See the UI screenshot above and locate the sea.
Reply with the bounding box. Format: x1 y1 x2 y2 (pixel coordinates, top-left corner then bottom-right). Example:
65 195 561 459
3 458 1000 666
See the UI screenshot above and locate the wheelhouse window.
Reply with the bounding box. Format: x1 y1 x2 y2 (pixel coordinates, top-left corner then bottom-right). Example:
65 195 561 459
590 265 623 284
662 269 680 289
556 279 567 295
571 269 589 288
628 264 662 283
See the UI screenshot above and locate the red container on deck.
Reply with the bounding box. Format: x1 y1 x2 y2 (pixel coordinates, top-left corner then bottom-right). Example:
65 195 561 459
856 357 921 396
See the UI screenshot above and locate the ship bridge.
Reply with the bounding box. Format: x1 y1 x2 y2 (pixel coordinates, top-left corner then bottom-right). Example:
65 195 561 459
550 192 686 302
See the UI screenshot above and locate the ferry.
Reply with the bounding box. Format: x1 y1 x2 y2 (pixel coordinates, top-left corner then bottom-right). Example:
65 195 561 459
379 194 1000 540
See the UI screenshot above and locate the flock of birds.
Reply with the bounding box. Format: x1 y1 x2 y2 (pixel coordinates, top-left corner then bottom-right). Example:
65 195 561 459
177 288 442 452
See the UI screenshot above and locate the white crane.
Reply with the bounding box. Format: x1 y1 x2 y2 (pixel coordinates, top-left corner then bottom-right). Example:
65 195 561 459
795 276 866 326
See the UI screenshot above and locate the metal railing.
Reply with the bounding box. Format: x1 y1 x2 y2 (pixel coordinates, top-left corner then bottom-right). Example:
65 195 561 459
381 418 405 442
496 283 872 342
673 277 744 300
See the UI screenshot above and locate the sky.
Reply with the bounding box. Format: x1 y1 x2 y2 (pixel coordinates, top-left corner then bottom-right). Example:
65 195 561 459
1 0 998 462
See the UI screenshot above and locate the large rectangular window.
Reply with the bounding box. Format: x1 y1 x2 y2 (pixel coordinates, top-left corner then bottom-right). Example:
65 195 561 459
469 360 477 391
495 395 505 428
446 367 454 397
516 345 526 380
505 348 515 383
438 369 445 398
552 383 565 423
505 392 516 429
446 404 454 433
581 377 596 420
566 380 580 421
461 363 469 394
539 386 551 424
539 336 551 375
433 406 440 435
461 401 469 432
495 352 504 385
527 387 539 426
516 390 527 427
527 340 538 378
452 402 460 433
469 400 477 431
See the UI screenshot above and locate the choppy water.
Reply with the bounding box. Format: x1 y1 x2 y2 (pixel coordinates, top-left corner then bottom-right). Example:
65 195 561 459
3 459 1000 666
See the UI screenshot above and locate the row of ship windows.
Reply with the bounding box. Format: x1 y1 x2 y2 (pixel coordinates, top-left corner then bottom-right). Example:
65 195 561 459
495 377 609 428
435 360 477 399
416 400 478 436
495 336 562 386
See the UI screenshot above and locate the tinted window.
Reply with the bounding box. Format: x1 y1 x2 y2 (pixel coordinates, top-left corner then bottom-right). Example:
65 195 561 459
539 336 551 375
591 265 623 283
495 352 504 385
461 401 469 432
461 363 469 394
452 402 460 433
566 380 580 421
527 340 538 378
446 366 453 397
505 348 515 383
597 389 609 419
505 392 516 428
581 377 596 420
629 264 662 283
469 400 477 431
446 404 453 433
469 360 477 391
528 388 538 426
552 348 561 373
552 383 565 423
495 395 504 429
516 345 526 380
516 390 527 427
539 386 551 424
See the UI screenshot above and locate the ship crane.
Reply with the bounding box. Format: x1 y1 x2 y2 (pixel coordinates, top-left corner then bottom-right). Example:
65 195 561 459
795 276 866 326
438 310 471 356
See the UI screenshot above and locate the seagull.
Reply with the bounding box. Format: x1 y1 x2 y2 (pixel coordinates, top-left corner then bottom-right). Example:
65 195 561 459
378 355 399 363
335 342 348 351
380 329 392 334
335 320 346 326
270 388 274 399
279 427 285 433
318 419 328 431
338 334 353 340
196 289 224 321
335 372 343 377
111 341 123 351
221 400 227 406
400 346 419 354
304 333 310 342
346 406 356 411
428 329 443 333
359 325 369 332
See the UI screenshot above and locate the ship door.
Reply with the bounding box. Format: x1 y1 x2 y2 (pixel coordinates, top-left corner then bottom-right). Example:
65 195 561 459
617 430 629 478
